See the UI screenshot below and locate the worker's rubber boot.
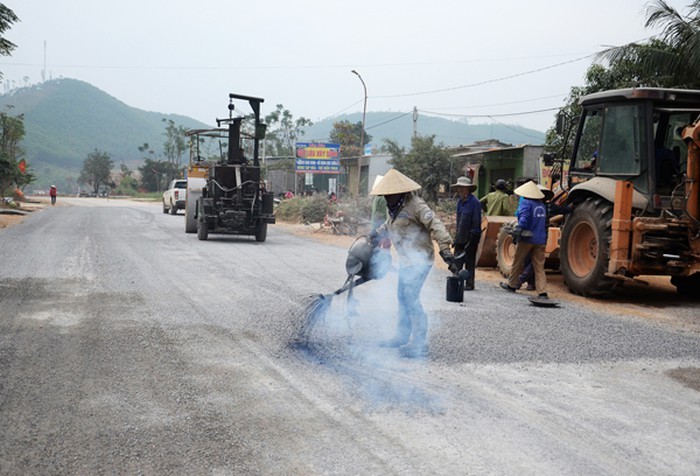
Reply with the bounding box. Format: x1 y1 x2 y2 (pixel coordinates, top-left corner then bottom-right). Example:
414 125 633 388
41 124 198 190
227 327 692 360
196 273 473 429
379 336 409 348
399 341 428 359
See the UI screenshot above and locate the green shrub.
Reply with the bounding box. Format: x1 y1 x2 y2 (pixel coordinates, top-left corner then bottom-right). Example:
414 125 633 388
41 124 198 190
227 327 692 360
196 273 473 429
301 194 331 223
275 195 375 224
275 197 306 222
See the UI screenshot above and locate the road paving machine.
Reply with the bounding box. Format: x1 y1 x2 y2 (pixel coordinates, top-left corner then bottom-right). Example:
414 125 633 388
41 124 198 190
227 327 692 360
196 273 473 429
184 93 275 242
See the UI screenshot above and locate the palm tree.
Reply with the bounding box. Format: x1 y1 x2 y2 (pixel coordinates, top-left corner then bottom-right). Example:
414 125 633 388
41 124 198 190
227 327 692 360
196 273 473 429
598 1 700 89
0 4 18 57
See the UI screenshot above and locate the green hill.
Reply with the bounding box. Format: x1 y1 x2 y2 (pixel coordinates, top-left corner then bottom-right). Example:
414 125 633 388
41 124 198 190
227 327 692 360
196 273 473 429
302 112 546 149
0 78 546 192
0 78 208 190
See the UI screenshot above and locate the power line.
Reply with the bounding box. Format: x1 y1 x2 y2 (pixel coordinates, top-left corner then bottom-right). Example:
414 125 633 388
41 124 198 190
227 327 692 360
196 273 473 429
0 52 597 72
372 54 595 99
419 107 560 119
327 99 364 119
422 93 568 111
484 115 546 140
366 112 411 130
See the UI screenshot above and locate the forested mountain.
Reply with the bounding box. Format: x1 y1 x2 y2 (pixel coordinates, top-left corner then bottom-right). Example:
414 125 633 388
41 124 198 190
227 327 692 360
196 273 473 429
302 112 546 149
0 79 209 189
0 78 546 191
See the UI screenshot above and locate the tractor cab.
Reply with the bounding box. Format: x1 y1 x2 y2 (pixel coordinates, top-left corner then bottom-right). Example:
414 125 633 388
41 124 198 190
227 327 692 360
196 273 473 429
568 87 700 214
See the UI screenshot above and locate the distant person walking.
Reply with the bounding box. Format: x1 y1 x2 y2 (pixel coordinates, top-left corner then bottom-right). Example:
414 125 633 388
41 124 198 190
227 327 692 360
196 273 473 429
49 185 57 205
480 179 512 216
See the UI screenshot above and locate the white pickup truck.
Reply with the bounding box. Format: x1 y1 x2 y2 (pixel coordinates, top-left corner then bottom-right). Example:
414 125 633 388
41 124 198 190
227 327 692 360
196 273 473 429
162 179 187 215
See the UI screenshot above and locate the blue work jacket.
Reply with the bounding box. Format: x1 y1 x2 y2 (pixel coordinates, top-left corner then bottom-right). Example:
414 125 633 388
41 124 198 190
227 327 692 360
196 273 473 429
517 198 547 245
455 193 482 245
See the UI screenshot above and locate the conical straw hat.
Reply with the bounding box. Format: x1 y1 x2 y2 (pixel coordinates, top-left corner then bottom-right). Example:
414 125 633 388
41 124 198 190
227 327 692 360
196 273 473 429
369 169 421 195
372 175 384 190
514 180 544 199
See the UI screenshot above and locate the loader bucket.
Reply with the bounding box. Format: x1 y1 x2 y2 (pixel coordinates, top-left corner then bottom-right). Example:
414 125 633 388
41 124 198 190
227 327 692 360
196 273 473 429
477 215 515 268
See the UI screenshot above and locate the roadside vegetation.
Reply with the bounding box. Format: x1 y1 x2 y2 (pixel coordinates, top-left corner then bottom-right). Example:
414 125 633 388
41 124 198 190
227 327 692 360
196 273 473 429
275 194 372 225
545 0 700 156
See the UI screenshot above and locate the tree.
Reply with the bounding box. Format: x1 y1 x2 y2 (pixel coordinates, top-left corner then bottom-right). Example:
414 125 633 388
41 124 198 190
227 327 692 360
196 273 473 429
263 104 313 156
113 163 138 195
385 135 451 204
138 157 170 192
0 5 18 64
136 142 167 192
598 1 700 90
544 63 634 156
329 120 372 157
547 2 700 156
79 149 114 195
162 119 188 181
0 109 27 198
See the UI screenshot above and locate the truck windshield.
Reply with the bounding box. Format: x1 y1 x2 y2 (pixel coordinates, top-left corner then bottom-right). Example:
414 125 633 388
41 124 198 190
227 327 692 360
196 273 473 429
175 181 187 189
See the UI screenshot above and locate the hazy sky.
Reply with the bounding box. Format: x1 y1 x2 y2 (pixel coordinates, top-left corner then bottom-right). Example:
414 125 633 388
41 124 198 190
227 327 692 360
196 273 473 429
1 1 692 134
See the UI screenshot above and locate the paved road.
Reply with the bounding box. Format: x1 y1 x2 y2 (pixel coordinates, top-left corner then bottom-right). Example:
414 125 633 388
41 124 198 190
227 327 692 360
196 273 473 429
0 198 698 474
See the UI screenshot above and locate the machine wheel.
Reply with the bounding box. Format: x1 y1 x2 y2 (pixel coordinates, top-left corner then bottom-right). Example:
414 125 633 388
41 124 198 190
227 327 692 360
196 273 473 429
560 197 615 296
197 218 208 241
671 273 700 298
496 221 517 278
169 200 178 215
184 200 197 233
255 222 268 242
162 200 168 214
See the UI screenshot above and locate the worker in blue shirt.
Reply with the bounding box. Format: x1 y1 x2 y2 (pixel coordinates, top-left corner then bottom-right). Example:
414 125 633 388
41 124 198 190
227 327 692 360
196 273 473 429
451 176 481 290
500 180 549 299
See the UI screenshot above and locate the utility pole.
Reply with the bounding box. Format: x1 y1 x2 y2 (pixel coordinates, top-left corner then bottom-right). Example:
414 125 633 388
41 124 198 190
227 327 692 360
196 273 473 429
412 106 418 139
41 41 46 83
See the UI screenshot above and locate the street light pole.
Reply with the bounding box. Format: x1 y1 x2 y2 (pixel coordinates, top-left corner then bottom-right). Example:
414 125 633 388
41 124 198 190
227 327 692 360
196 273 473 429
351 69 367 195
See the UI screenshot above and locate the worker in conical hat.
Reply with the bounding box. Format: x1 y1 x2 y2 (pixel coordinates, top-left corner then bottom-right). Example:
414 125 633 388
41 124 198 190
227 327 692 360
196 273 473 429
370 168 454 358
500 180 550 300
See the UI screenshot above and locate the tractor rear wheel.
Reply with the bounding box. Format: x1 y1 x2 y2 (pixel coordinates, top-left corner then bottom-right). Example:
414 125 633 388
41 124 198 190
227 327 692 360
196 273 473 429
496 221 517 278
255 222 267 242
560 197 615 296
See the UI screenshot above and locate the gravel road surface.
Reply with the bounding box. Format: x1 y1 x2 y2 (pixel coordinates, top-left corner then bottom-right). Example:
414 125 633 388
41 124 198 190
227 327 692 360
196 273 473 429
0 198 698 475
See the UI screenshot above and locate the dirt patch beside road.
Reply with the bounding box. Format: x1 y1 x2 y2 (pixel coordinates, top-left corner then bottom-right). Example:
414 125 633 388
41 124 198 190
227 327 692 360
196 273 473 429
0 197 52 229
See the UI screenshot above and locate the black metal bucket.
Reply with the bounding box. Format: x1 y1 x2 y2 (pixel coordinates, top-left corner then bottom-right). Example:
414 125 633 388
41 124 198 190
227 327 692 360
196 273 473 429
446 275 464 302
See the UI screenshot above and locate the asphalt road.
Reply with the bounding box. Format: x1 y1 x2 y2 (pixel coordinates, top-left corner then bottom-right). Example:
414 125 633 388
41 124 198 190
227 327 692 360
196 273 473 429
0 198 699 475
